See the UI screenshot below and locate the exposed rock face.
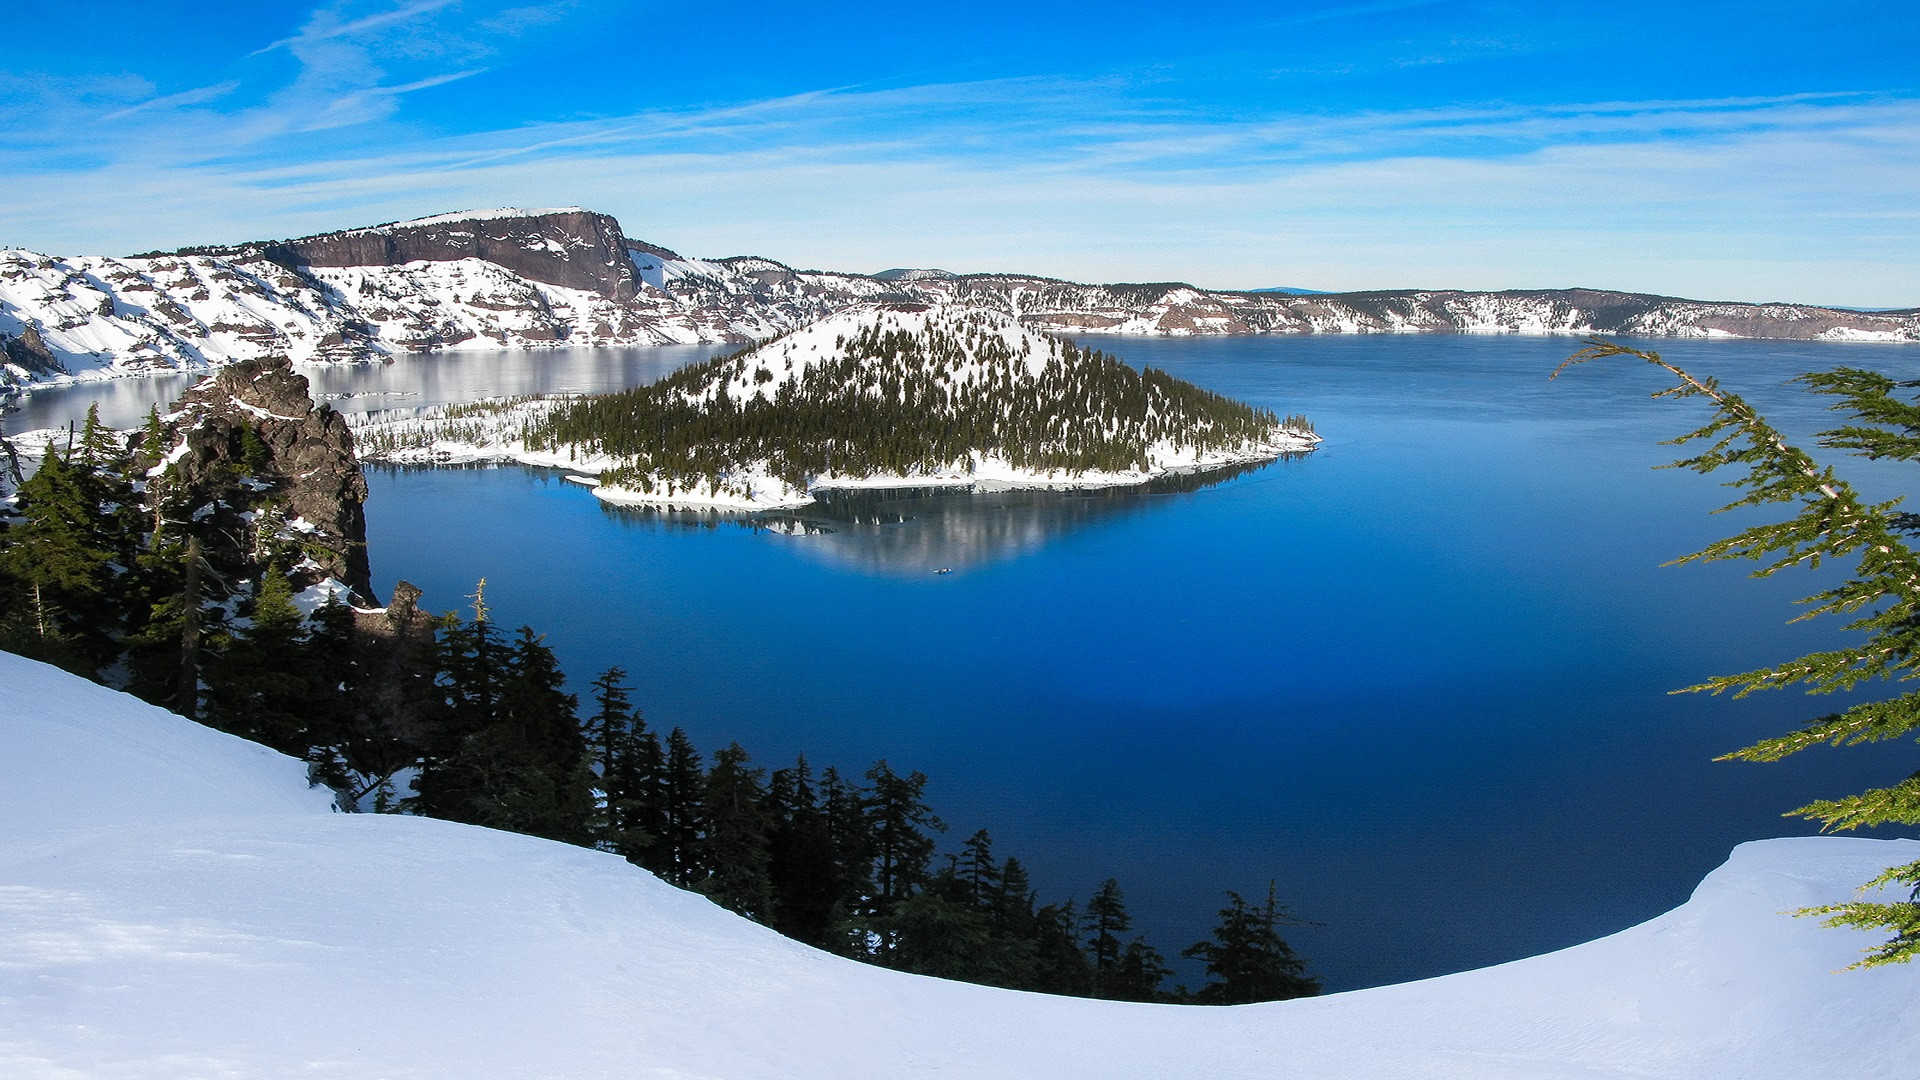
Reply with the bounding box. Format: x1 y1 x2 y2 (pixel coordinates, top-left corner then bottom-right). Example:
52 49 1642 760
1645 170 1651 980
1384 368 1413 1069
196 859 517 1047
3 207 1916 388
1 325 64 376
267 209 640 301
162 357 372 598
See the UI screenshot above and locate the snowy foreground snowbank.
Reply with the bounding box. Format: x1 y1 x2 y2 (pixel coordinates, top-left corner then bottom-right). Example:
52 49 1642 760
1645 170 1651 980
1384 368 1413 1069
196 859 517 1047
2 650 1915 1079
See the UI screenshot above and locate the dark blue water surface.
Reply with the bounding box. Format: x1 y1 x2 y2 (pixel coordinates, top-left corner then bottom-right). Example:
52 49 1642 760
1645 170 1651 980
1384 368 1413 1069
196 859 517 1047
12 335 1920 992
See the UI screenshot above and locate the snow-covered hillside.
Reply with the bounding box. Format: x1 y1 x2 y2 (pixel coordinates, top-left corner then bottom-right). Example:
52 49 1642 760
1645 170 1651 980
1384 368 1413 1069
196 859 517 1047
5 208 1917 392
2 648 1915 1079
348 305 1320 509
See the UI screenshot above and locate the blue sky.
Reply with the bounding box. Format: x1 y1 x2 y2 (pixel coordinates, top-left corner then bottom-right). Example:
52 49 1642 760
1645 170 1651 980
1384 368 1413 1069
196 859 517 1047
3 1 1915 304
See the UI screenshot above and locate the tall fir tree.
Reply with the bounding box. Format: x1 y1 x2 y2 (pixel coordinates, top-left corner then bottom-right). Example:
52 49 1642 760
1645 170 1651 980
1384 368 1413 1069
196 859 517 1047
498 625 596 843
1183 882 1320 1004
955 829 1002 909
1560 340 1920 966
862 761 943 917
887 867 1005 983
767 756 842 946
1082 878 1133 998
658 728 707 887
700 743 775 919
1027 899 1093 996
410 611 596 843
202 565 312 752
302 593 415 810
1111 939 1174 1002
0 447 120 670
586 666 660 860
819 764 875 952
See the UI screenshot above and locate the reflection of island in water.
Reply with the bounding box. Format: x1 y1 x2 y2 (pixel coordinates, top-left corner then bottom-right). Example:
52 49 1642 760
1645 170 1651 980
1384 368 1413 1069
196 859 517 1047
597 456 1302 575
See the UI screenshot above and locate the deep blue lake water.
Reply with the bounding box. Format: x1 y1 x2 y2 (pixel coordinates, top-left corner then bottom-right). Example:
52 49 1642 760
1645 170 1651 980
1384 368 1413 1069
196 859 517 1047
11 334 1920 992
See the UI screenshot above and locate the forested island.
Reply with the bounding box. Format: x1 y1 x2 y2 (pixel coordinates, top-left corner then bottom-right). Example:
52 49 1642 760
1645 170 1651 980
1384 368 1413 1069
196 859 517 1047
351 304 1319 508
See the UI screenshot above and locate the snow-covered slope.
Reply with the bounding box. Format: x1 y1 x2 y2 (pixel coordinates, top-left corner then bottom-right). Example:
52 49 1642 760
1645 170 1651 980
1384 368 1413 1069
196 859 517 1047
2 648 1916 1079
5 209 1916 392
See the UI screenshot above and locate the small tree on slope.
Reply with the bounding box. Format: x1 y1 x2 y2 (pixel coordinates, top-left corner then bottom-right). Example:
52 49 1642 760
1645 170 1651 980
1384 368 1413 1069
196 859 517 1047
1557 339 1920 967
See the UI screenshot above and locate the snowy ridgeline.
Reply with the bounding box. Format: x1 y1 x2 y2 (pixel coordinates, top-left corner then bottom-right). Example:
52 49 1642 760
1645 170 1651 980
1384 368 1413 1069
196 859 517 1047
2 648 1916 1079
348 306 1322 511
7 205 1919 393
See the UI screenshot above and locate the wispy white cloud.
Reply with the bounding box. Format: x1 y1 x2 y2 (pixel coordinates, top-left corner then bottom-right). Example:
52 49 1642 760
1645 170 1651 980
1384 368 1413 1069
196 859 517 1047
251 0 463 55
97 82 242 123
1 66 1914 306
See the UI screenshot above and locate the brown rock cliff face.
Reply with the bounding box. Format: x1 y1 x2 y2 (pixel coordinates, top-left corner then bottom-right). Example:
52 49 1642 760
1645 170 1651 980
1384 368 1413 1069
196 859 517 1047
279 210 640 301
2 326 66 375
164 357 373 598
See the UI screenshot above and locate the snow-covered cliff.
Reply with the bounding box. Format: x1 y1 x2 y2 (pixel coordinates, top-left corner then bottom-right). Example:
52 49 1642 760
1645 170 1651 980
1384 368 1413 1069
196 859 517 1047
1 649 1916 1079
4 207 1916 392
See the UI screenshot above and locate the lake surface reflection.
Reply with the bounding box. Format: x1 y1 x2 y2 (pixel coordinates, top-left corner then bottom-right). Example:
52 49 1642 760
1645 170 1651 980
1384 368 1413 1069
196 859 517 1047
603 461 1290 575
2 343 732 433
14 333 1920 992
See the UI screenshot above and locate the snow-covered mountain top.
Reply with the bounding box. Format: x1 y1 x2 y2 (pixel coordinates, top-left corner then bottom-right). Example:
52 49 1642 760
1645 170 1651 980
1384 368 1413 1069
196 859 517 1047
342 207 592 235
3 648 1916 1079
713 304 1063 402
5 206 1917 394
875 267 960 282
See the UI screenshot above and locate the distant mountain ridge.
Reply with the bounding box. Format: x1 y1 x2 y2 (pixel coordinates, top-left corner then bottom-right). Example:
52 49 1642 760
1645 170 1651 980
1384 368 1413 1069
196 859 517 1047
3 206 1916 390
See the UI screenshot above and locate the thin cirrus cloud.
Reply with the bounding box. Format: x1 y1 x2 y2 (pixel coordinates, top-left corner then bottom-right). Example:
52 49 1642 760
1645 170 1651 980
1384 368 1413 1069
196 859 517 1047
0 66 1915 306
249 0 465 56
96 82 243 124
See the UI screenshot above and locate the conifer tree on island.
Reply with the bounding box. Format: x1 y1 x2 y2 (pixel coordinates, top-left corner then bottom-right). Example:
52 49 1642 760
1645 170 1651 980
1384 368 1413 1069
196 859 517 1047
1557 338 1920 966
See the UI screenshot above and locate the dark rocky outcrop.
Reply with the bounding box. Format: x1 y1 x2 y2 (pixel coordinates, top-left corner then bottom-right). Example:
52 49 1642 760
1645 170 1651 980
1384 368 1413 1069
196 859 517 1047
158 357 372 598
2 326 66 375
188 209 641 301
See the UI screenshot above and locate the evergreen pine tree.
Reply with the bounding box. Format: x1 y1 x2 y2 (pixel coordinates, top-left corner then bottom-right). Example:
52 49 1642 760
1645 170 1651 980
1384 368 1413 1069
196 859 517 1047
1183 882 1320 1004
497 625 595 843
411 617 595 843
202 565 312 752
767 756 842 946
239 422 272 476
992 855 1037 938
1027 899 1093 996
1559 340 1920 966
1111 939 1174 1002
955 829 1002 909
122 532 193 708
622 719 668 869
858 760 944 961
658 728 707 887
302 593 414 809
700 742 775 919
1082 878 1133 998
862 760 943 914
887 866 1004 982
0 447 119 670
819 765 875 952
586 666 658 860
585 666 634 780
75 404 120 471
138 405 167 461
